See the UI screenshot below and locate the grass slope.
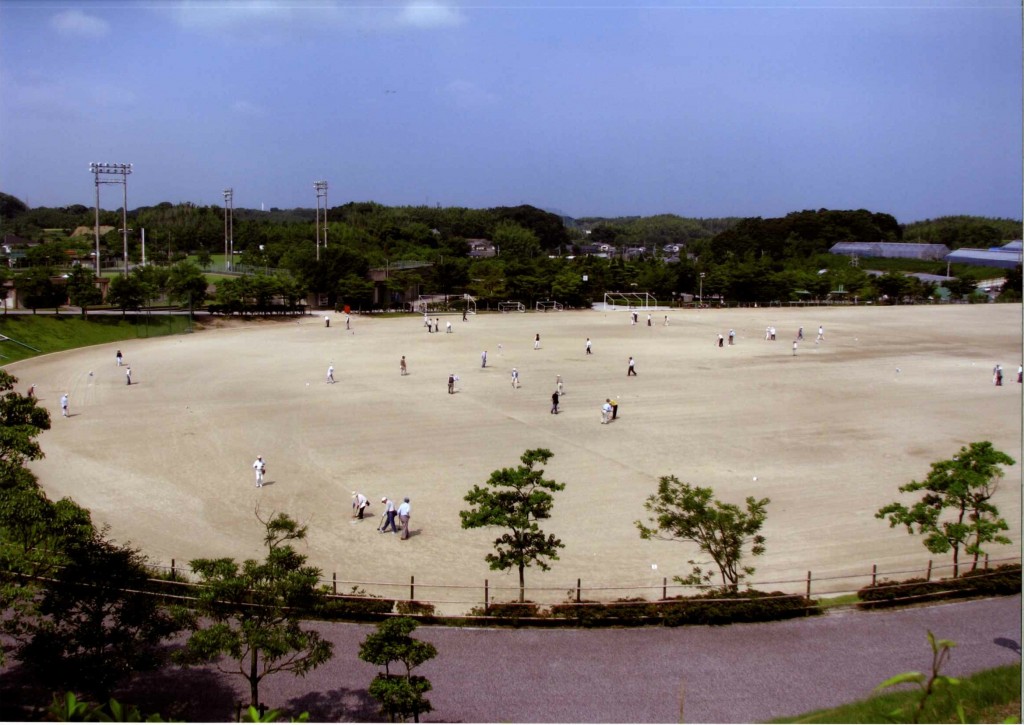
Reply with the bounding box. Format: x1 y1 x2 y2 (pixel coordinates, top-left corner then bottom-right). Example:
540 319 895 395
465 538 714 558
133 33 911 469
769 663 1021 723
0 314 192 364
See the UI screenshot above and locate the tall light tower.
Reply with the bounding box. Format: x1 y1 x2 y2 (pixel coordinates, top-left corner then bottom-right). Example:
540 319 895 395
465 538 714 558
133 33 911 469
89 162 132 275
223 188 234 271
314 180 328 261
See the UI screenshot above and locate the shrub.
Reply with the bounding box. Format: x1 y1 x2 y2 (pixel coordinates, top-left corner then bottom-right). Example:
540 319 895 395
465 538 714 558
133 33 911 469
659 589 817 626
315 596 395 619
857 564 1021 609
396 600 436 616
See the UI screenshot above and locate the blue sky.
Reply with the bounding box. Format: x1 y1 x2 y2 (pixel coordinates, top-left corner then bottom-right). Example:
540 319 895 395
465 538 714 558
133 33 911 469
0 1 1020 222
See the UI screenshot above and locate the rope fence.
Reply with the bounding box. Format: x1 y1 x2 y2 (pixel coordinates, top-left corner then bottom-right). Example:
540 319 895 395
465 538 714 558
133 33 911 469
143 554 1022 614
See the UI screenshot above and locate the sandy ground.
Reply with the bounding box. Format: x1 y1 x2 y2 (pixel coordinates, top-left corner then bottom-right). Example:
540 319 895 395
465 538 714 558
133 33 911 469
9 304 1022 613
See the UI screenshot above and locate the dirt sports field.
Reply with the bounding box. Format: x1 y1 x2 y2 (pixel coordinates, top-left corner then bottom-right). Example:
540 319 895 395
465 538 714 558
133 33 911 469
10 304 1022 613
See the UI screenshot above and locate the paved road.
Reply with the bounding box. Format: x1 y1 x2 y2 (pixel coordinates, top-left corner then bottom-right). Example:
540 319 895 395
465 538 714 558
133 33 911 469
111 595 1021 722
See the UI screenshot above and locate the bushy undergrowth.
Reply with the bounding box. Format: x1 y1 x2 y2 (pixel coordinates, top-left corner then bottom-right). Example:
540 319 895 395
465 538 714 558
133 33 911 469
857 564 1021 609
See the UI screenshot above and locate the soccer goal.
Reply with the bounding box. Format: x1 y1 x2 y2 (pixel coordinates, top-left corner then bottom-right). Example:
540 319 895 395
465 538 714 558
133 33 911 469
535 300 564 311
603 291 657 309
498 301 526 313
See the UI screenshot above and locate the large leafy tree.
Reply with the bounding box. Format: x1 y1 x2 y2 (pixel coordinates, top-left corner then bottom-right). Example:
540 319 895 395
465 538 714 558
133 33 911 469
16 268 62 314
17 531 181 699
167 260 208 314
64 264 103 318
358 617 438 723
636 476 770 591
460 448 565 602
175 511 334 709
105 274 146 317
876 441 1015 577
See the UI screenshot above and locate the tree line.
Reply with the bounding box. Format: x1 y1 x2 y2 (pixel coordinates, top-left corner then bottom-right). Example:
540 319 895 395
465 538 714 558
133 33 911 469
2 192 1020 310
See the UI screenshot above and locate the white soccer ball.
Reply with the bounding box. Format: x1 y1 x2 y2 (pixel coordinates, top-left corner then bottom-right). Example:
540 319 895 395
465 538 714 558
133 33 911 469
752 476 758 481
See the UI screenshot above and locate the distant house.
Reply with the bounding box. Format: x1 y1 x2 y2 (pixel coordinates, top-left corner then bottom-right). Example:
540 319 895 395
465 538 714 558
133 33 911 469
829 242 950 260
943 241 1022 269
467 239 496 258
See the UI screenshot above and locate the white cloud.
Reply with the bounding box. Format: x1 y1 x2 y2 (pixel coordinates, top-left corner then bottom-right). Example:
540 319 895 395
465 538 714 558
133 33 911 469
162 0 466 41
446 79 499 110
51 9 110 39
397 2 466 29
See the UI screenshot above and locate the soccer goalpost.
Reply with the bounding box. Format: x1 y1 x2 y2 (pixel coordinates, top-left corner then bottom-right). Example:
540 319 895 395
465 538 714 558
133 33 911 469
498 301 526 313
603 291 657 309
535 300 563 311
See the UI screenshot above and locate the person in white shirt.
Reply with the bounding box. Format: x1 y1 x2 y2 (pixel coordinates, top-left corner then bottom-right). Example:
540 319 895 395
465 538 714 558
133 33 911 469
379 497 398 533
397 497 411 540
352 491 369 519
601 399 612 424
61 393 69 418
327 365 335 384
253 456 266 487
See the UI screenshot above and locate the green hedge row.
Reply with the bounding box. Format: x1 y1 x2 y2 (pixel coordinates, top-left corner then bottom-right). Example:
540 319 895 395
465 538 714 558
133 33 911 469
468 590 819 627
856 564 1021 609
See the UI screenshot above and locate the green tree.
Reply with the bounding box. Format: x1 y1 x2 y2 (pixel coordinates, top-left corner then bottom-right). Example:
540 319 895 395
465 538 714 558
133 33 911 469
16 268 61 314
65 264 103 318
195 246 213 270
105 274 145 317
459 448 565 602
876 441 1015 577
167 260 208 315
358 617 438 723
635 476 770 590
17 531 181 699
492 221 541 261
174 511 334 708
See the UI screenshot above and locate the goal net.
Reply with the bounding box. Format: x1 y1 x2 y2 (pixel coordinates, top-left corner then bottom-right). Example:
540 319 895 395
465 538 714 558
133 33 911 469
603 291 657 309
498 301 526 313
535 301 563 311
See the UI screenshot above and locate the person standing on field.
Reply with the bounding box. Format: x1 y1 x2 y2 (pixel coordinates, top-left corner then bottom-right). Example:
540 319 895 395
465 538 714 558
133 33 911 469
586 337 592 354
398 497 411 539
327 365 335 384
379 497 398 533
481 350 488 368
627 357 637 376
253 456 266 487
551 390 559 414
61 393 69 418
125 367 132 385
534 333 541 350
400 356 408 376
116 350 123 366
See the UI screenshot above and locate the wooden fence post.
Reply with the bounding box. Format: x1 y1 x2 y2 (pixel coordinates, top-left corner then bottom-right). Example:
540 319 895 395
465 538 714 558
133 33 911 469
925 560 932 582
806 571 812 599
871 563 877 587
171 558 176 582
576 578 581 603
984 554 990 570
484 579 489 609
332 572 337 595
662 576 667 601
410 575 415 602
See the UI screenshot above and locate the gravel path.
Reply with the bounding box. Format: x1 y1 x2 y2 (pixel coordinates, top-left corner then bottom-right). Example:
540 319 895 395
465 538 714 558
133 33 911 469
114 595 1019 723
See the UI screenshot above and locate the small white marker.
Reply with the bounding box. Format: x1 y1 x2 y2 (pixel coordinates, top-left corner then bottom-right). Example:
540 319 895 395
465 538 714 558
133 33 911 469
753 476 758 481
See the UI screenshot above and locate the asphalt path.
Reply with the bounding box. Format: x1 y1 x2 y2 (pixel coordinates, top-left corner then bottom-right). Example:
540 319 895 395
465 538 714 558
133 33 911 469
110 595 1020 723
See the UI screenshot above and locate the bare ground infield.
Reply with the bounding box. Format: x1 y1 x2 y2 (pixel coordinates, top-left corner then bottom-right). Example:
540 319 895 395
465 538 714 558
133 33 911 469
9 304 1022 614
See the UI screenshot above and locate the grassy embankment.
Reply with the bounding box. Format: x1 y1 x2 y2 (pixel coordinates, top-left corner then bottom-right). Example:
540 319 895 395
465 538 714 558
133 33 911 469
769 662 1020 723
0 314 192 365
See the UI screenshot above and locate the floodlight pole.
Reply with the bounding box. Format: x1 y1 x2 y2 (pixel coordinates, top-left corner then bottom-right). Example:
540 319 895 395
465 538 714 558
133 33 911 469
699 272 705 307
223 188 234 271
314 180 328 260
90 162 132 276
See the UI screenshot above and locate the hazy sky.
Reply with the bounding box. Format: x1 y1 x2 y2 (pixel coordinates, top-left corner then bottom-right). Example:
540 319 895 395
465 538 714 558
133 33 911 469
1 1 1020 222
